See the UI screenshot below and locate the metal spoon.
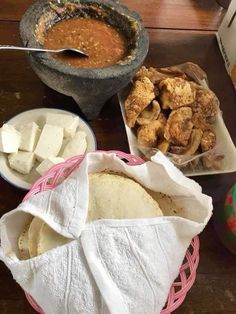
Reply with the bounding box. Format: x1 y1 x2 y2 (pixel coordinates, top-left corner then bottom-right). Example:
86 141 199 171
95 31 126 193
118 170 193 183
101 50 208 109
0 45 89 57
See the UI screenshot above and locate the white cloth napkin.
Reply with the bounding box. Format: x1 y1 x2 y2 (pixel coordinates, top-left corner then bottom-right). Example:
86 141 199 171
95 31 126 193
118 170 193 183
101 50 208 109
0 152 213 314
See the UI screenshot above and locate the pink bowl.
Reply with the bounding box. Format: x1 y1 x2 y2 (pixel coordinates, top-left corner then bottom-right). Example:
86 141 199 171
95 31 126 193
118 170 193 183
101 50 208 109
23 151 200 313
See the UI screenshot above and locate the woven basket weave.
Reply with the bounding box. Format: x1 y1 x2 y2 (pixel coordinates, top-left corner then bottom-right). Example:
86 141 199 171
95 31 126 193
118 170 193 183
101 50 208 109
23 151 199 314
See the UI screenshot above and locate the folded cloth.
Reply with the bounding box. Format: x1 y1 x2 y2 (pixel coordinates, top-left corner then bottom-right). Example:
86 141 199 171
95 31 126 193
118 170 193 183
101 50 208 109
0 152 213 314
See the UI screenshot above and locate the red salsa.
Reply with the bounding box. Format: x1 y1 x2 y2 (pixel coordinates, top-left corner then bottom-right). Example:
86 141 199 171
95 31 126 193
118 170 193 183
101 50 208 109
44 17 128 69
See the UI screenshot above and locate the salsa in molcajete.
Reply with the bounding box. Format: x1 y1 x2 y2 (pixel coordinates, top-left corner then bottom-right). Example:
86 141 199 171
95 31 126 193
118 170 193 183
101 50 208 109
44 17 128 69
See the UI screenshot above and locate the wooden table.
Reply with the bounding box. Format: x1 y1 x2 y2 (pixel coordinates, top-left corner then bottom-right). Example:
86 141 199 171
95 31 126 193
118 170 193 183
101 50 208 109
0 1 235 313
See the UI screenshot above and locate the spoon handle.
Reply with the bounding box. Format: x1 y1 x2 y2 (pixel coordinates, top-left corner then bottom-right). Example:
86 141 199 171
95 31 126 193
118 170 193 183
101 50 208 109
0 45 51 52
0 45 88 56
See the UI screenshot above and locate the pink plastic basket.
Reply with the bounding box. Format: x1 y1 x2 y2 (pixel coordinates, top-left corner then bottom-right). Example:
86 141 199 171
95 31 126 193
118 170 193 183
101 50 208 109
23 150 199 314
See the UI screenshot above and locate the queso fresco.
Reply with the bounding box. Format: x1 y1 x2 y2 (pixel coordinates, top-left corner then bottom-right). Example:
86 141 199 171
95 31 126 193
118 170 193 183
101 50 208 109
43 17 128 69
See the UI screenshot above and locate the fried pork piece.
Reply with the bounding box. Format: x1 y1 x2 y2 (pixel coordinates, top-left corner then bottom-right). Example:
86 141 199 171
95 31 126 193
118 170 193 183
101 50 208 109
177 62 208 81
201 130 216 152
134 66 162 84
192 113 214 131
125 77 155 128
135 66 187 84
137 114 167 147
170 129 203 155
158 67 187 79
159 77 196 110
157 139 170 153
164 107 193 146
136 100 161 125
193 85 218 118
155 113 167 138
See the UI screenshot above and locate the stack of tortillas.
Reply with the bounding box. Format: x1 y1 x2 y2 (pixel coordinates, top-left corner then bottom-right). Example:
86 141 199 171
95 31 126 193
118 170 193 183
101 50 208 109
18 172 181 260
18 217 71 260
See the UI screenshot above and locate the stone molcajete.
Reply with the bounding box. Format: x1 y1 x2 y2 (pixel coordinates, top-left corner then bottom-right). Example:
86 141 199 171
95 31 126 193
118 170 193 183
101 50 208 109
20 0 149 119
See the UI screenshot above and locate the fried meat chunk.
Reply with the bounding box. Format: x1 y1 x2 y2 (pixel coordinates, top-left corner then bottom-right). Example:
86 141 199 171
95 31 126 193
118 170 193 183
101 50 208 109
192 113 214 131
125 77 155 128
193 86 218 118
157 66 187 80
170 129 203 155
201 130 216 152
134 66 187 85
137 100 161 125
159 77 196 110
157 139 170 153
135 66 162 84
137 114 167 147
164 107 193 146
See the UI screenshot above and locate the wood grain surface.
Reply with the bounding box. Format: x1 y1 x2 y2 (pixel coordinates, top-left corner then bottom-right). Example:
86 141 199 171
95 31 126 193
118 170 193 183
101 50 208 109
0 0 227 30
0 1 236 313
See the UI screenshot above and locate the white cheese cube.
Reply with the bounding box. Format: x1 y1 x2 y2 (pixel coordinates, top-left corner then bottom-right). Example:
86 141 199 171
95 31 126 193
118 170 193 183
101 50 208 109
64 116 79 138
18 122 40 152
62 131 87 159
8 151 35 174
34 124 63 162
45 113 79 138
0 124 21 153
36 157 65 176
